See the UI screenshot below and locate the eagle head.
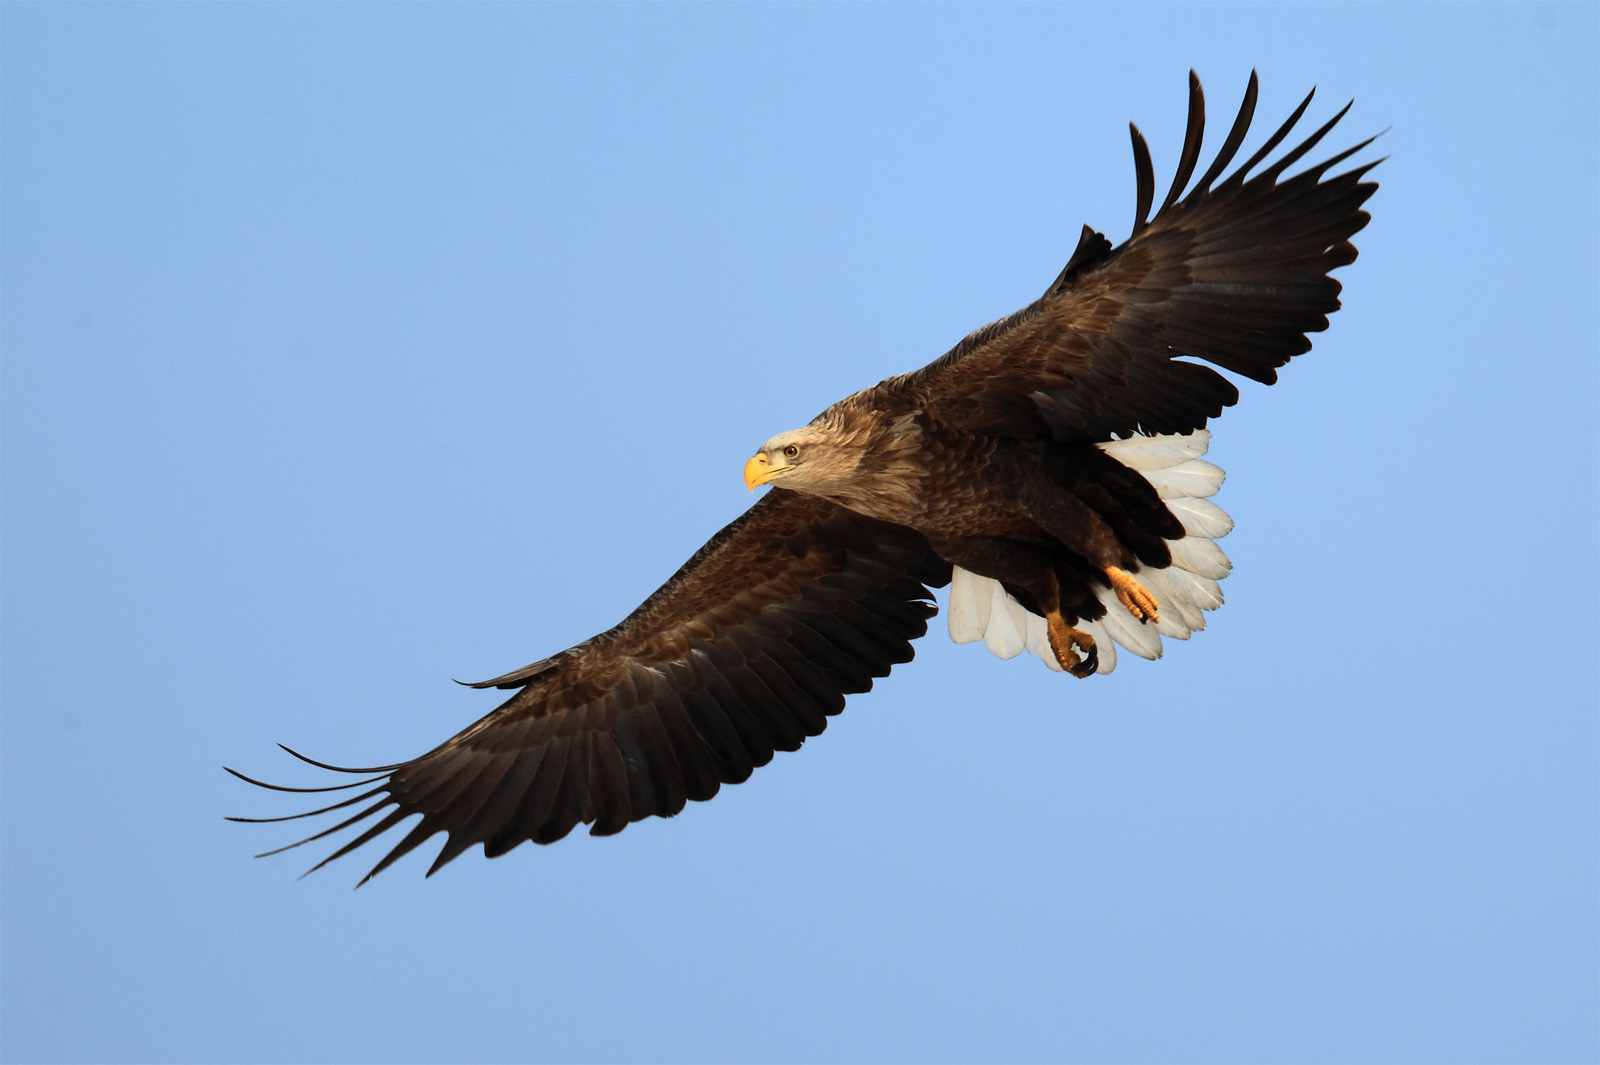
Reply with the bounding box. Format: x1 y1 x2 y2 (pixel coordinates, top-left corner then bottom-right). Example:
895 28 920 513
743 426 861 496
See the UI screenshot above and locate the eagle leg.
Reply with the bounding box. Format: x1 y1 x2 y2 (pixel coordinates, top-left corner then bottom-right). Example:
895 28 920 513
1046 612 1099 679
1106 566 1160 624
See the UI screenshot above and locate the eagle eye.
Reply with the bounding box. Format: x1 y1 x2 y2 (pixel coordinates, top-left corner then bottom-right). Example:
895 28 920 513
783 444 799 459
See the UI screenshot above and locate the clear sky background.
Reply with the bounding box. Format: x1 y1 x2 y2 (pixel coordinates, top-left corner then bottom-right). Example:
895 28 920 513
3 4 1596 1064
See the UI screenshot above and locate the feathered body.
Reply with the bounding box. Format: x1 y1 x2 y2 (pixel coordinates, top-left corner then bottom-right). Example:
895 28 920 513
231 72 1379 883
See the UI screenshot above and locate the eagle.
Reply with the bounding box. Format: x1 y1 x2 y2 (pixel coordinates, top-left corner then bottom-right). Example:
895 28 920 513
231 71 1379 884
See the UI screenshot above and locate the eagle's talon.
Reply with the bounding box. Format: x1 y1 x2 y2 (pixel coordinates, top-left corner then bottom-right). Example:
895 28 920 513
1069 640 1099 679
1106 566 1160 625
1046 611 1098 678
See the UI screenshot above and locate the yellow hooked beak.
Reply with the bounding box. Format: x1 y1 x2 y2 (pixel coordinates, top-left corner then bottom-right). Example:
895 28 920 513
743 452 795 491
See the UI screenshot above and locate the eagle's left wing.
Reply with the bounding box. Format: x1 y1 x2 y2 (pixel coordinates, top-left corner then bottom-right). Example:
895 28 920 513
886 71 1380 444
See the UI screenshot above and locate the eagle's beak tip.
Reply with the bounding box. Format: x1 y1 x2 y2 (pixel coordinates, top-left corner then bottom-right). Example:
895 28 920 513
742 453 766 492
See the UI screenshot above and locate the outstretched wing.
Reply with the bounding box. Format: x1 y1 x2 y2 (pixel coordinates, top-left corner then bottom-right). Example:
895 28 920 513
229 490 949 884
889 70 1380 443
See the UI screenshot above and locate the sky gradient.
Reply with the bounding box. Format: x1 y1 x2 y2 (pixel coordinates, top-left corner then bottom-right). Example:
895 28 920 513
3 4 1597 1063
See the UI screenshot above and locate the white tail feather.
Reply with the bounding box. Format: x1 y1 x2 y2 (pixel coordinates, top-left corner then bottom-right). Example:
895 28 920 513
1140 565 1204 633
1167 496 1234 539
1169 536 1233 580
1097 592 1165 659
1096 430 1211 470
1024 613 1066 672
946 566 988 643
980 579 1028 659
944 430 1234 674
1142 458 1226 500
1160 565 1225 612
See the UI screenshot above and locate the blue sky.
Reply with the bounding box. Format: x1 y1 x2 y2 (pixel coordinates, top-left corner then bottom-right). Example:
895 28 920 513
3 4 1596 1063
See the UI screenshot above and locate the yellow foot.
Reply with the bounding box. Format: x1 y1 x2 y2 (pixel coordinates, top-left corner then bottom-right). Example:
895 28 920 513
1106 566 1160 625
1046 612 1099 678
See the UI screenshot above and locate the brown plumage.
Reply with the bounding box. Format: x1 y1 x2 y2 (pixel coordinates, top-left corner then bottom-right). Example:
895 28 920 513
230 71 1379 883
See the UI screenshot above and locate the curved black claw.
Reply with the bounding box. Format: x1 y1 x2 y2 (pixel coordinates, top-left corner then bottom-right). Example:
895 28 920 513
1068 638 1099 679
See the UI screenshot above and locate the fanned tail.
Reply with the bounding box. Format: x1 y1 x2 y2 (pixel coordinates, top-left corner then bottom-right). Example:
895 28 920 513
946 430 1232 674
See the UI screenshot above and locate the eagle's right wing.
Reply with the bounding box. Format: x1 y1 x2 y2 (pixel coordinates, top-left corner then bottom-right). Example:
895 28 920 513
228 490 948 884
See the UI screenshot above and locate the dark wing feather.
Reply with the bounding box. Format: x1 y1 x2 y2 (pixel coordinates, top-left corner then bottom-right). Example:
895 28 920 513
228 491 948 884
887 70 1380 443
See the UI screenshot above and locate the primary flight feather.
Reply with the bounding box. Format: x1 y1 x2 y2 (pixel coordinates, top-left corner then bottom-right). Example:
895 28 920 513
230 71 1380 884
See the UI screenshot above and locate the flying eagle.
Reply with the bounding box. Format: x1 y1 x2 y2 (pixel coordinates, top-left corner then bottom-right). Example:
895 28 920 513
231 72 1379 884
